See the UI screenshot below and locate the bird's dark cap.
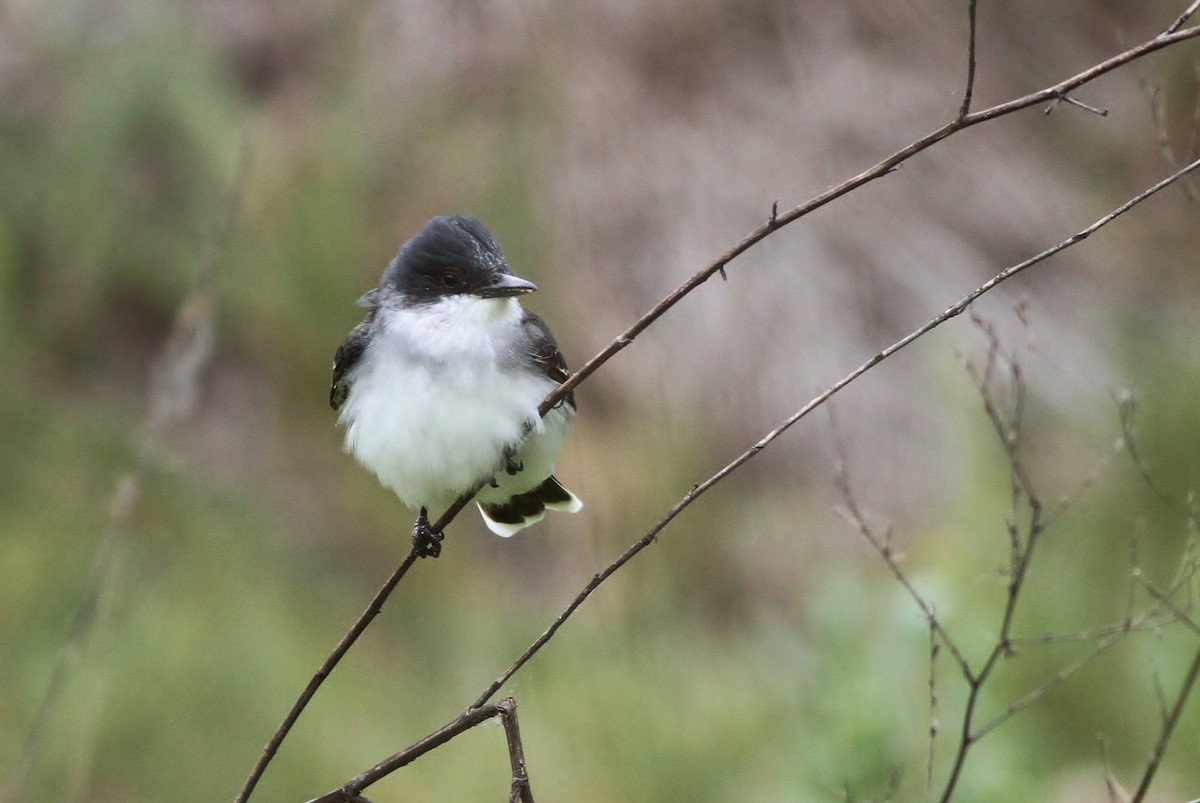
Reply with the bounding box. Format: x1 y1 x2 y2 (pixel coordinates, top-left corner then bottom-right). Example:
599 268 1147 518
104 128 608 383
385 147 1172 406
382 214 510 286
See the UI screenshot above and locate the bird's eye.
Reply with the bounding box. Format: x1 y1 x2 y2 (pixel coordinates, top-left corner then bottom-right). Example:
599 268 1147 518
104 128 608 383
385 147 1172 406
440 272 461 290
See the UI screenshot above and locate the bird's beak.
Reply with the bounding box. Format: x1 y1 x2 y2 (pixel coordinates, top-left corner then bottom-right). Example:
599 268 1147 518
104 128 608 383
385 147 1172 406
476 273 538 298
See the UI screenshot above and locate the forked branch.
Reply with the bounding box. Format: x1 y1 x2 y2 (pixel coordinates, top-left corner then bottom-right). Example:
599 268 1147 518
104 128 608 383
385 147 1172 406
306 148 1200 803
236 4 1200 799
306 698 533 803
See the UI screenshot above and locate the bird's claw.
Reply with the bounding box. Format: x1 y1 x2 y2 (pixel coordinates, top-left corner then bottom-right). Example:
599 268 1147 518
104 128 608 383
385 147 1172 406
412 508 444 559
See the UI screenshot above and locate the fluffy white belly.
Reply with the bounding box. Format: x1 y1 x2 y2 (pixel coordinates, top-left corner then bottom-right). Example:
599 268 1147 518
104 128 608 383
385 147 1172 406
339 348 566 513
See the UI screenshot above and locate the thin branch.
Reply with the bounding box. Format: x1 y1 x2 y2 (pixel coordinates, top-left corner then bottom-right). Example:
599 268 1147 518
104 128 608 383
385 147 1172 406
972 612 1150 741
966 337 1044 661
959 0 979 119
1117 385 1200 621
1167 0 1200 34
1151 661 1171 724
1041 434 1125 528
1137 575 1200 637
1044 92 1109 117
936 345 1200 801
535 20 1200 419
933 317 1192 802
1126 524 1143 626
1008 618 1170 646
1115 388 1174 504
926 615 940 801
240 8 1200 799
283 147 1200 803
832 433 973 679
937 334 1041 803
234 550 420 803
1109 240 1200 799
313 151 1200 802
1131 641 1200 802
305 699 532 803
499 699 535 803
470 511 663 709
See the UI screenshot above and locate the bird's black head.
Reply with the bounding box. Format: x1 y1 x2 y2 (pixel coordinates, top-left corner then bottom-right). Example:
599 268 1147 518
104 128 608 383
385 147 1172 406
379 215 537 305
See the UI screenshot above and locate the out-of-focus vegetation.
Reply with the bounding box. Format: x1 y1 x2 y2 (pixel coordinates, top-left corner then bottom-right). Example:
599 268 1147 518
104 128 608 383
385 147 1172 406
2 1 1200 801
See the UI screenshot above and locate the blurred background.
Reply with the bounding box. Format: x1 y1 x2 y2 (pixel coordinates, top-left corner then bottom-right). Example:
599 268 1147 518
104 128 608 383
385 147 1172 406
2 0 1200 800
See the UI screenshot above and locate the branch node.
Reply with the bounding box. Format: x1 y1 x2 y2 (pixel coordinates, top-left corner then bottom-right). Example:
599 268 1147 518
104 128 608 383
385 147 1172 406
1044 92 1109 117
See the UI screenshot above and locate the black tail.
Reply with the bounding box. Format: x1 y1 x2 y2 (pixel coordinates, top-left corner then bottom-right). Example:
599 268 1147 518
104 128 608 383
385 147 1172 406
478 476 583 537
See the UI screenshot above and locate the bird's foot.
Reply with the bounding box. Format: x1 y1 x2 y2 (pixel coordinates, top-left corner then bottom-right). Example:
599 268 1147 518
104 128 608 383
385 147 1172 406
412 507 444 559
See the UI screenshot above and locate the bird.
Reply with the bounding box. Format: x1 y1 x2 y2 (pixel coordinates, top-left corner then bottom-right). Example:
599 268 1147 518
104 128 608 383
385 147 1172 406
330 214 581 557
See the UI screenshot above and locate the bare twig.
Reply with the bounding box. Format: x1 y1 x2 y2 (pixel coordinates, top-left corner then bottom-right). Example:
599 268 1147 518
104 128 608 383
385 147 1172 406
926 611 940 800
499 699 535 803
1114 389 1174 503
1008 618 1169 646
941 335 1200 802
835 321 1190 800
941 338 1039 800
305 698 533 803
240 7 1200 799
832 426 972 679
293 153 1200 803
932 318 1193 802
1137 576 1200 637
970 614 1152 742
235 549 421 803
1041 436 1125 529
1166 0 1200 34
958 0 978 119
1130 642 1200 802
1044 92 1109 117
839 347 1195 803
535 19 1200 419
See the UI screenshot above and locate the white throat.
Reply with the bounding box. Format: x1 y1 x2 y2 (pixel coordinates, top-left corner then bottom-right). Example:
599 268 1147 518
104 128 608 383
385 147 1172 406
384 295 524 363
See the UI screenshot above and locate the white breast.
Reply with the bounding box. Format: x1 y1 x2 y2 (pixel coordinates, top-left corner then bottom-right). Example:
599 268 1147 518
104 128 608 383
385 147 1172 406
338 296 569 514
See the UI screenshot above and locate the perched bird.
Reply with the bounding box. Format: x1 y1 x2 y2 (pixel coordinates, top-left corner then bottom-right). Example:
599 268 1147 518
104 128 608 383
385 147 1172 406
331 215 581 556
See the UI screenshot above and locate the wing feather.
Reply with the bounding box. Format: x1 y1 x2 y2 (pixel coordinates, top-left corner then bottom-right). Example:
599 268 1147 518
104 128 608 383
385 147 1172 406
520 310 574 410
330 310 376 411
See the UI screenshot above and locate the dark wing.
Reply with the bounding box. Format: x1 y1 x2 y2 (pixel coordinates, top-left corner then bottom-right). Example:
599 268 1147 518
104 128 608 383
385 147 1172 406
520 309 574 410
330 311 375 412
